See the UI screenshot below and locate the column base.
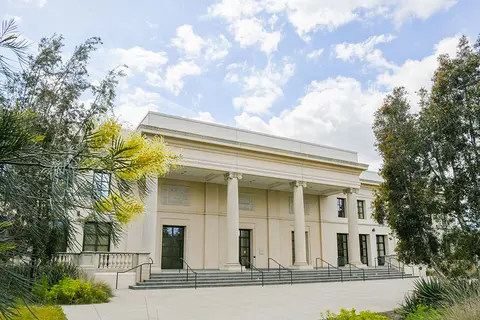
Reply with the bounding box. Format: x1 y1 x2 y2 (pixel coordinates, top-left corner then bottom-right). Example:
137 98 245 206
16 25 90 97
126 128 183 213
222 263 242 272
291 262 313 270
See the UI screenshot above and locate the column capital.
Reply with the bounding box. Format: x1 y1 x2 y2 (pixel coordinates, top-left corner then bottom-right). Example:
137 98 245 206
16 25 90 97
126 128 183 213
290 180 307 188
343 188 358 194
225 172 242 180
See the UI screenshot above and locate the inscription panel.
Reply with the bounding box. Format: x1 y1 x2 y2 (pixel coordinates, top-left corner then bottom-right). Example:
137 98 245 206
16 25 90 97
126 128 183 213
239 193 255 211
161 185 190 206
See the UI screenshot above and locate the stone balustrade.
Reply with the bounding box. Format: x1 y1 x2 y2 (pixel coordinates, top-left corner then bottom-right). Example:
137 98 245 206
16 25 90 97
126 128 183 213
55 251 150 271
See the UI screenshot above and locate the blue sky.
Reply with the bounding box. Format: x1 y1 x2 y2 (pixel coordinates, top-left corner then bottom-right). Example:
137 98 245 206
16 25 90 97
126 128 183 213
2 0 480 169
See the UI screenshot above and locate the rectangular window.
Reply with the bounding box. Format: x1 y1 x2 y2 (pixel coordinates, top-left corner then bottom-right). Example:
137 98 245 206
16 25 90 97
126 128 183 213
359 234 368 266
357 200 365 219
337 198 346 218
82 222 111 252
337 233 348 266
93 172 110 199
376 235 386 266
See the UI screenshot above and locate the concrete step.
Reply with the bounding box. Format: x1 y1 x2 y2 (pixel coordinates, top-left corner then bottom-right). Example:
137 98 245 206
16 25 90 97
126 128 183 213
130 274 416 290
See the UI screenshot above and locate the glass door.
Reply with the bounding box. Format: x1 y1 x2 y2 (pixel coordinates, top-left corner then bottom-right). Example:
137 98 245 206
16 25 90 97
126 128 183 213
337 233 348 267
239 229 251 268
376 235 386 266
161 226 185 269
359 234 368 266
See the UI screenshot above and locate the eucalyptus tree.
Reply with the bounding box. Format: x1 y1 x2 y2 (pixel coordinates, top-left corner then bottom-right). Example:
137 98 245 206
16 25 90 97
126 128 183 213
373 36 480 277
0 29 178 317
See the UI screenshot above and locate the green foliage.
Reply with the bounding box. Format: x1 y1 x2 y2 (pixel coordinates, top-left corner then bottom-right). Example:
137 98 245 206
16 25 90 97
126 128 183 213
404 305 442 320
320 308 388 320
36 262 80 289
0 305 66 320
398 276 480 317
45 277 112 305
373 35 480 275
0 27 177 314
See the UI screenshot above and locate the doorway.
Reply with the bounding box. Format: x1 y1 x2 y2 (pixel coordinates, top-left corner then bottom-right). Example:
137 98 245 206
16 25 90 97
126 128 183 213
161 226 185 269
239 229 251 268
359 234 369 266
337 233 348 267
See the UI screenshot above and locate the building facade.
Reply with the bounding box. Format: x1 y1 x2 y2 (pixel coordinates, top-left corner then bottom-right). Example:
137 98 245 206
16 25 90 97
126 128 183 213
75 112 395 272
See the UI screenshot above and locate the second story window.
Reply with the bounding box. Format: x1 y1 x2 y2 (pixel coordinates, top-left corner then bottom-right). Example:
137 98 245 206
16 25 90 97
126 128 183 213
357 200 365 219
93 171 110 198
337 198 346 218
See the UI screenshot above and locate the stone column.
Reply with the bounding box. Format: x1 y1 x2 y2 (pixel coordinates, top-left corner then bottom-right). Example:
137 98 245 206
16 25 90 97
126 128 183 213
224 172 242 271
291 181 312 269
142 177 159 265
345 188 364 266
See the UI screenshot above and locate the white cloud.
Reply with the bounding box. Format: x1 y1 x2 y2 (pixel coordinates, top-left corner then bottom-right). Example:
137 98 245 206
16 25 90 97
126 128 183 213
233 35 463 170
116 88 163 126
235 76 384 166
3 14 22 23
146 21 159 29
192 111 216 123
110 46 168 75
147 60 201 95
171 25 206 58
9 0 46 7
208 0 457 40
377 35 461 110
116 87 194 126
333 34 396 70
232 59 295 114
231 18 281 54
171 24 231 61
306 48 324 60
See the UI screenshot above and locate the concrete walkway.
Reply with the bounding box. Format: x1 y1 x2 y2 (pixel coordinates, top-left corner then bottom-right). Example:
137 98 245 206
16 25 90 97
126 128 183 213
62 279 415 320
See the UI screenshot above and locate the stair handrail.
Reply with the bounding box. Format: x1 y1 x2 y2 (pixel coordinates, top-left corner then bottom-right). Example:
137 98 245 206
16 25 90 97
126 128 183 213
374 257 404 279
240 257 264 287
115 257 153 289
315 258 343 282
268 257 293 285
346 263 365 282
386 255 414 276
180 257 198 289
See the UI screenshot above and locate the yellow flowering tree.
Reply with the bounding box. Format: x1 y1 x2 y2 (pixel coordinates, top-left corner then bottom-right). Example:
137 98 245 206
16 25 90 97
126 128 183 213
81 120 179 243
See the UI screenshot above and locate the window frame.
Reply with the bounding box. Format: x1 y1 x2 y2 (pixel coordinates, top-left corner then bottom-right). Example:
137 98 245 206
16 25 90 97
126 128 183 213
357 200 365 219
82 222 111 252
337 198 346 218
93 171 111 199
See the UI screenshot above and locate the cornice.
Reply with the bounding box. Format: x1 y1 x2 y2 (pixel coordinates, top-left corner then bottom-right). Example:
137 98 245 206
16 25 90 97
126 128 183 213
139 125 369 173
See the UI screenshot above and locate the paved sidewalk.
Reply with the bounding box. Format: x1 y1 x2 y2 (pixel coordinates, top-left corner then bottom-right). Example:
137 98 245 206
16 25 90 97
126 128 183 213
62 279 415 320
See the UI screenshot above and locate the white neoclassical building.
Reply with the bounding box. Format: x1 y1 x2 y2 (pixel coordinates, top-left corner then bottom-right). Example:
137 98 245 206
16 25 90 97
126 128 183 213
72 112 395 276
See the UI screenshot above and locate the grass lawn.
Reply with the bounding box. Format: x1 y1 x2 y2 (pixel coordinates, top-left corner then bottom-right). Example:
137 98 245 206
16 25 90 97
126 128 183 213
1 305 66 320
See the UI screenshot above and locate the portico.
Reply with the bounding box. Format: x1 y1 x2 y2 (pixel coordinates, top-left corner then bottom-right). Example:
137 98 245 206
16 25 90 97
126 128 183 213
110 112 394 272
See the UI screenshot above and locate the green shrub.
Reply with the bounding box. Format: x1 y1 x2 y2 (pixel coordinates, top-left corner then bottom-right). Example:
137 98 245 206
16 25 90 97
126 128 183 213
45 277 112 305
320 308 388 319
397 277 445 317
404 305 442 320
38 262 80 287
398 277 480 318
0 305 66 320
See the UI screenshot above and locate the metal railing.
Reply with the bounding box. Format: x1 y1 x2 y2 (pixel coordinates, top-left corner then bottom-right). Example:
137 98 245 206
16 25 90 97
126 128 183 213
267 258 293 285
180 257 198 289
315 258 343 282
374 257 405 279
347 263 365 281
386 255 414 276
240 257 264 287
115 257 153 289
